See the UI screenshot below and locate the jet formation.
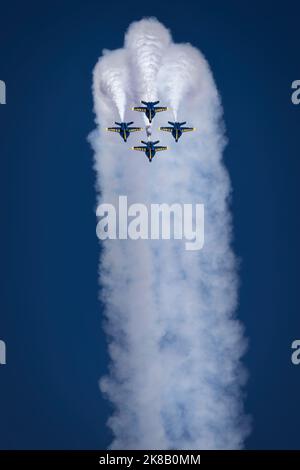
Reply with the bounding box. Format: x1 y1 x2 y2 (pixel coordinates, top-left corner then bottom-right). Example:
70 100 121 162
106 101 195 162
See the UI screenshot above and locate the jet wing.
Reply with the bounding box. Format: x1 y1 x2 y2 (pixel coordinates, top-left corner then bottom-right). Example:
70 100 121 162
155 107 168 112
128 127 143 132
155 146 168 151
132 107 147 112
159 127 172 132
182 127 195 132
132 146 147 151
107 127 121 133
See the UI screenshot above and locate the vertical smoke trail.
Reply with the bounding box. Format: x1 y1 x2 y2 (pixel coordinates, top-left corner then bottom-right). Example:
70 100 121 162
93 49 129 121
158 44 203 120
91 18 250 450
125 18 171 101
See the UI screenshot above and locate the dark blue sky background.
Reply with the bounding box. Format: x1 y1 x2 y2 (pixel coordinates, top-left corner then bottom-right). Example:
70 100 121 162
0 0 299 449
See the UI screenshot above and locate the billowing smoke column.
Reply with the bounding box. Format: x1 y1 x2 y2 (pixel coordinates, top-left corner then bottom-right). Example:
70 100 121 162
91 18 250 449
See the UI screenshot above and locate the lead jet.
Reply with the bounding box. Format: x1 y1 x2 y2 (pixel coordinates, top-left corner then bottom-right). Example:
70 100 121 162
132 101 168 123
132 140 168 162
159 121 195 142
106 122 142 142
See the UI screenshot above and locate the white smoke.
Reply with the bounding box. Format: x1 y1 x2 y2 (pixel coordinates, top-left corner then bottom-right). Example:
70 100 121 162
91 18 250 450
93 49 129 121
125 18 171 101
158 44 204 120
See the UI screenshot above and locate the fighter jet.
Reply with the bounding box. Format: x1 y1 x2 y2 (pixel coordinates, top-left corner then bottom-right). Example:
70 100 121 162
131 141 168 162
159 121 195 142
106 122 143 142
132 101 168 123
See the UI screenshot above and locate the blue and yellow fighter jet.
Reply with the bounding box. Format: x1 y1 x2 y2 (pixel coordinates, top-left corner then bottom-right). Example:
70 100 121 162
106 122 143 142
132 140 168 162
132 101 168 123
159 121 195 142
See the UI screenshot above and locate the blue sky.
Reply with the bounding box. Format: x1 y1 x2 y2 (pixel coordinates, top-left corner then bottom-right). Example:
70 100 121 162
0 0 299 449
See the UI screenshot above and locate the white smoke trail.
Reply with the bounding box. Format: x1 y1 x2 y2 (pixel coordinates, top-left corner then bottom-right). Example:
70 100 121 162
125 18 171 101
158 44 203 120
93 49 129 121
91 18 250 450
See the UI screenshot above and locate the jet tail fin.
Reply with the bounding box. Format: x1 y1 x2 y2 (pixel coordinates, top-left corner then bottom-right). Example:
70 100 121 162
141 101 147 105
115 122 122 126
141 140 147 145
168 121 175 126
180 121 187 126
153 101 160 105
154 140 160 145
127 121 134 126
